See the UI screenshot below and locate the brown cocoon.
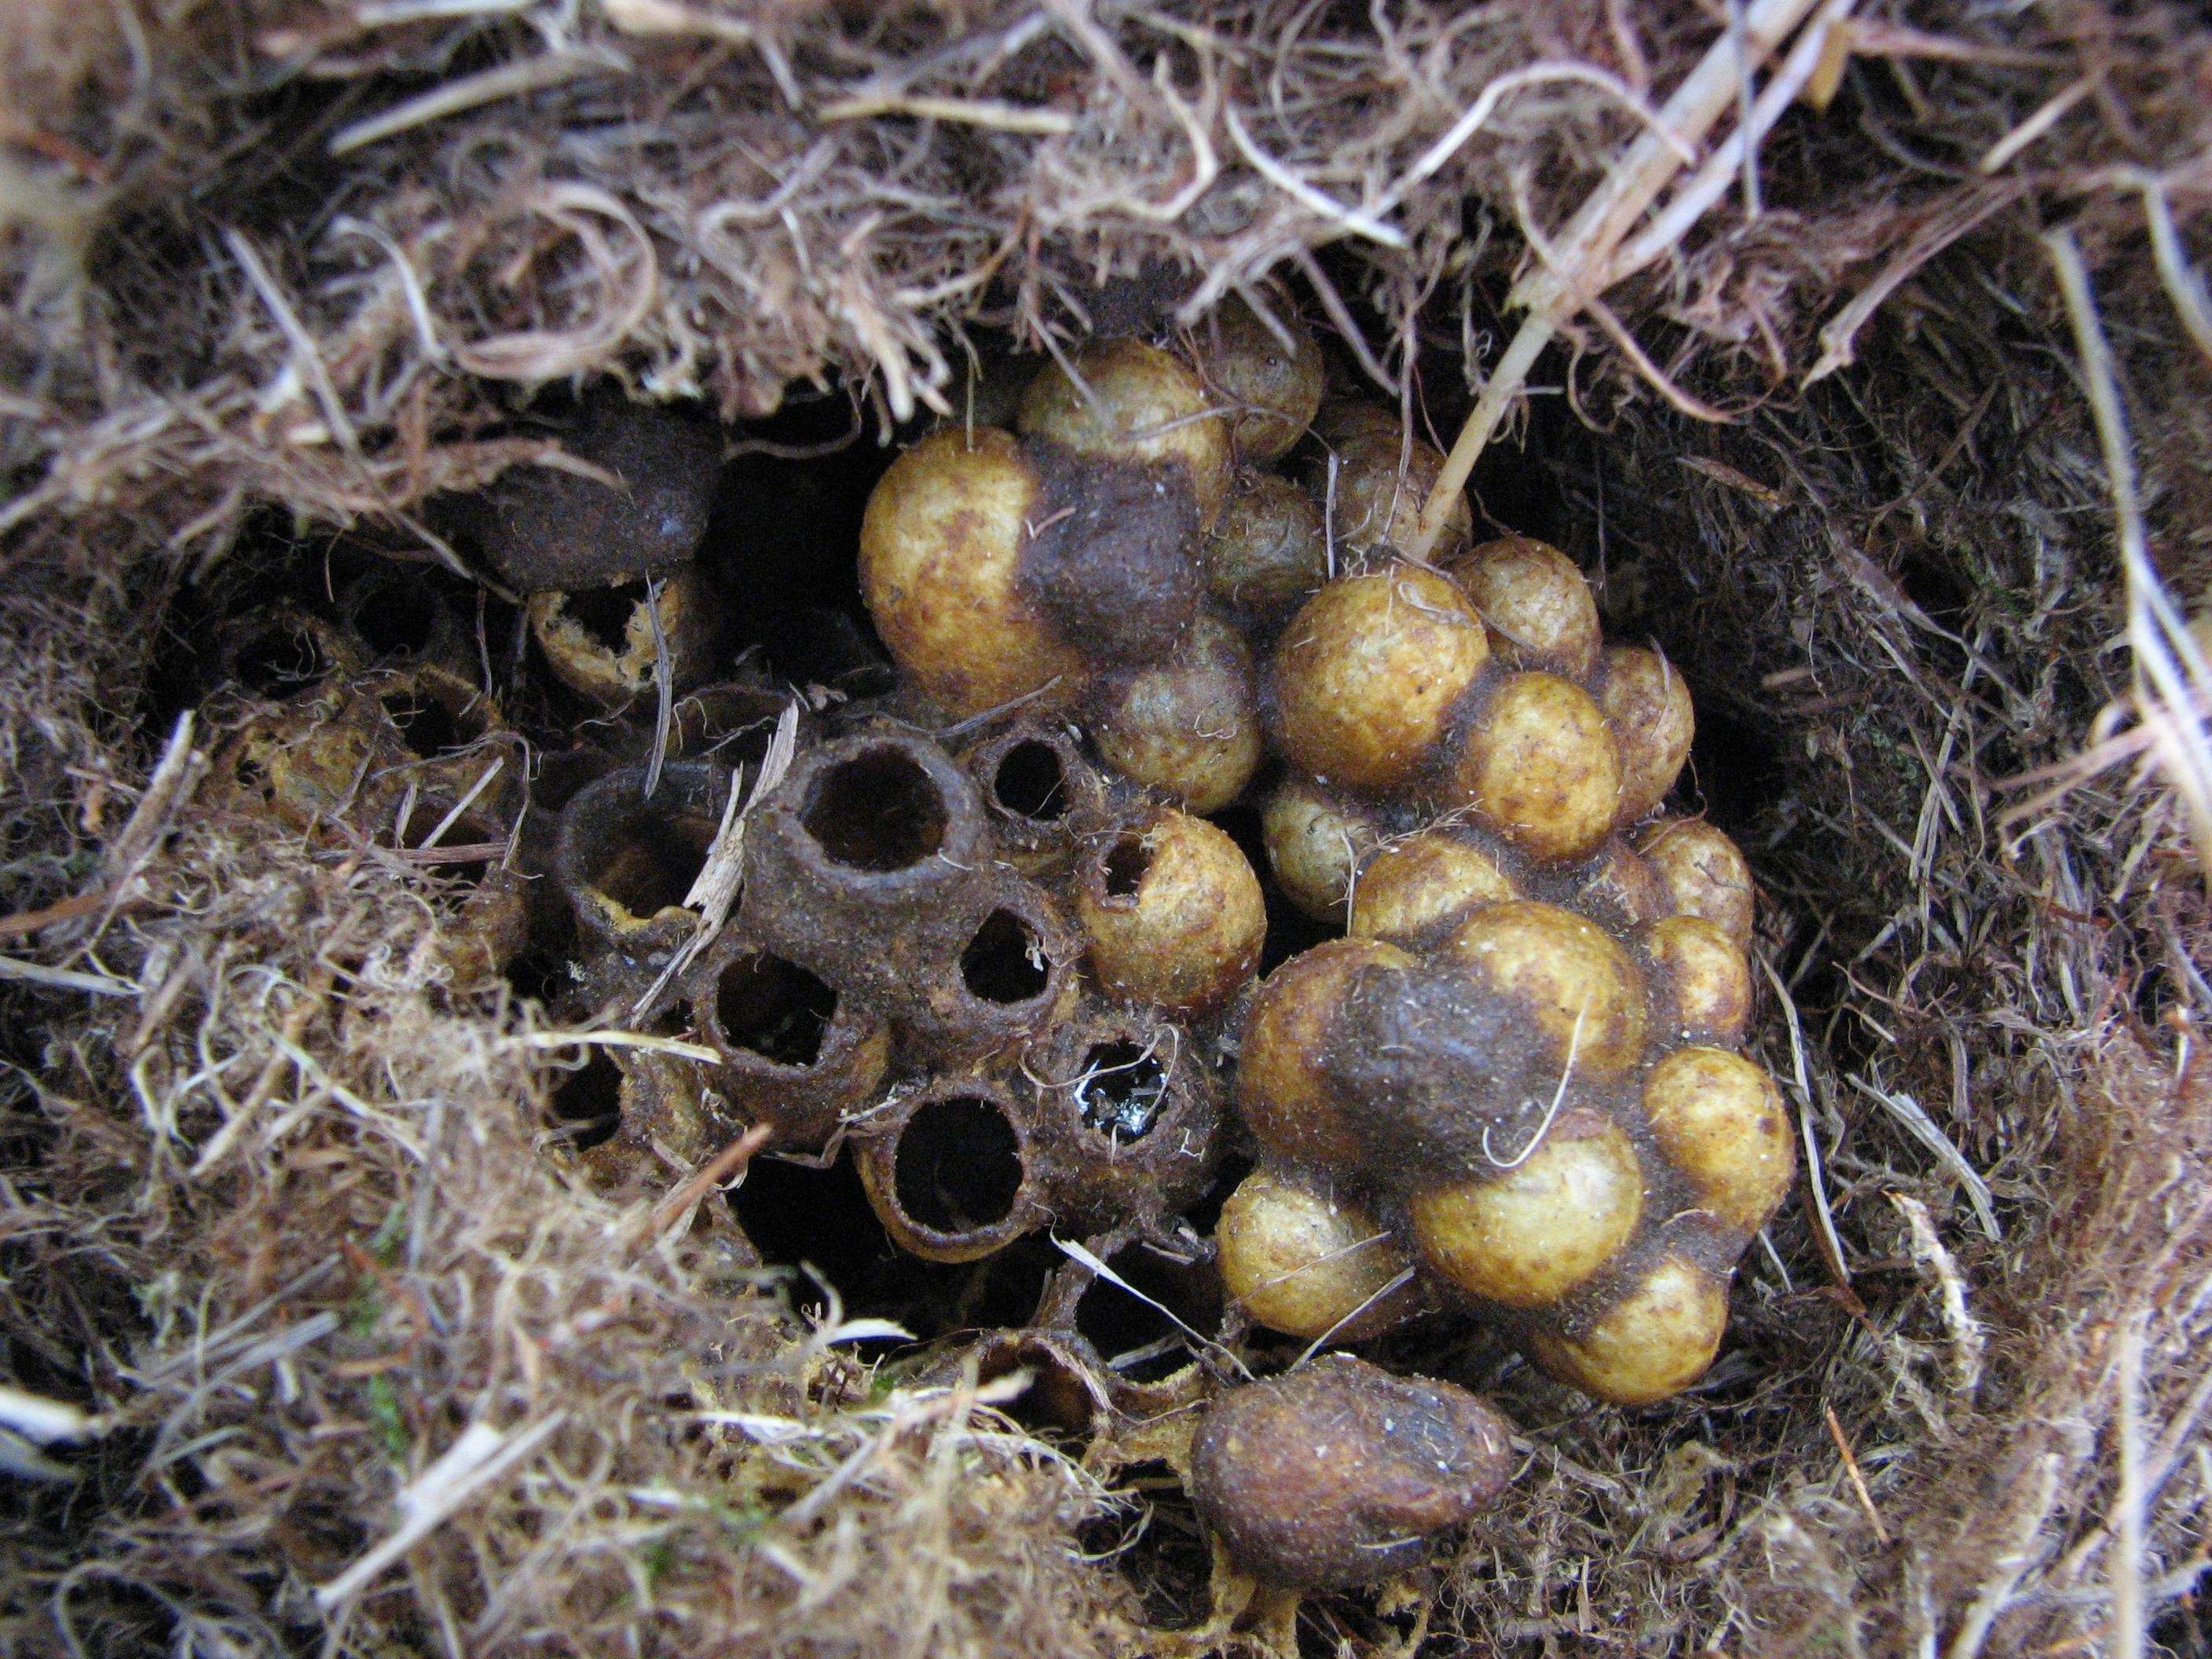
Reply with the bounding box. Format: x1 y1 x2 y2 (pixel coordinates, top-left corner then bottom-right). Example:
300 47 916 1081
739 732 1010 1040
1349 830 1518 947
857 427 1090 719
1599 646 1695 824
1090 610 1262 812
1528 1254 1730 1406
1076 807 1265 1016
1643 917 1753 1046
1018 445 1203 668
1325 960 1569 1173
1444 534 1601 677
1259 774 1382 925
1317 419 1470 561
689 930 893 1152
1189 1354 1512 1590
337 564 474 671
1017 338 1232 528
1641 1046 1793 1233
552 763 731 958
1189 296 1324 465
1442 900 1650 1078
216 686 384 833
1216 1167 1418 1342
462 387 720 591
1025 1006 1218 1232
1235 936 1413 1169
1636 818 1756 949
1199 471 1328 628
746 732 987 926
570 1044 728 1188
430 864 535 992
1407 1111 1645 1308
528 566 720 709
1270 567 1490 792
1572 839 1673 933
1448 670 1622 863
372 665 522 817
852 1079 1045 1263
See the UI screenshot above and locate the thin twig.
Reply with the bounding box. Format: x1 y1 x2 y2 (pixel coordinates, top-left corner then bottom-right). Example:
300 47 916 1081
1824 1404 1891 1545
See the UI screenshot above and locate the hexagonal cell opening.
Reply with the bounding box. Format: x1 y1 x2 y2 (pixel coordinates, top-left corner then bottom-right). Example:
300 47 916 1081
716 952 837 1068
894 1095 1025 1235
801 747 948 871
233 624 331 698
1103 833 1152 899
992 740 1070 822
563 580 650 655
586 804 716 919
960 908 1050 1005
1074 1040 1170 1142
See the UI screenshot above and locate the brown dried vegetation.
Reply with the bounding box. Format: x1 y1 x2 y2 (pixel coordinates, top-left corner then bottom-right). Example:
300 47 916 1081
4 1 2212 1656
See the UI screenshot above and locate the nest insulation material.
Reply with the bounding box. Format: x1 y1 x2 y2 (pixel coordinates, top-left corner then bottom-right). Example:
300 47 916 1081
5 1 2212 1654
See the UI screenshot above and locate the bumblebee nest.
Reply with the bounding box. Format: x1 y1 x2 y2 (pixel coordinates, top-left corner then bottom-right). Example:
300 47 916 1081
5 2 2212 1655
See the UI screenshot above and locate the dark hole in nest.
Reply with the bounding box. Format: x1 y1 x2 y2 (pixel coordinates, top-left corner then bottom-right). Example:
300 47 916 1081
893 1096 1024 1235
350 580 444 660
1073 1243 1218 1383
505 949 573 1009
1895 552 1974 635
380 690 482 758
975 1339 1102 1441
1103 833 1152 898
992 741 1069 822
801 748 947 871
730 1152 1056 1333
563 581 648 656
960 908 1050 1004
588 807 715 918
1083 1459 1213 1632
1074 1040 1169 1141
716 953 836 1067
551 1051 622 1150
233 625 331 698
708 386 913 689
1680 698 1792 840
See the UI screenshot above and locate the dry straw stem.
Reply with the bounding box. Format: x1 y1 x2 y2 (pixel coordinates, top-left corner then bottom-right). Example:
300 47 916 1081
1407 0 1844 561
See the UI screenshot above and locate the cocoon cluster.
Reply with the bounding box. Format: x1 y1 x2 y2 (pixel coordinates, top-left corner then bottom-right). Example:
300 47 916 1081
549 716 1256 1257
1217 522 1785 1400
858 301 1328 815
855 315 1785 1408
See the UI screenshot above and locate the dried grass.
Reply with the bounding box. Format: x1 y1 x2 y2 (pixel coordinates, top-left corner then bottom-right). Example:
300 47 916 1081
5 1 2212 1655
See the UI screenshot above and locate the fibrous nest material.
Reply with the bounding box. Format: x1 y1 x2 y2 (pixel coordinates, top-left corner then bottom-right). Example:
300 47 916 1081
5 2 2212 1657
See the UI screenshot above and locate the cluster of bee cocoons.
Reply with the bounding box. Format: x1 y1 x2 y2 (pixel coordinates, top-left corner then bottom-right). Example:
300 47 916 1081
548 717 1246 1257
191 287 1793 1602
858 306 1787 1406
1226 662 1785 1402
